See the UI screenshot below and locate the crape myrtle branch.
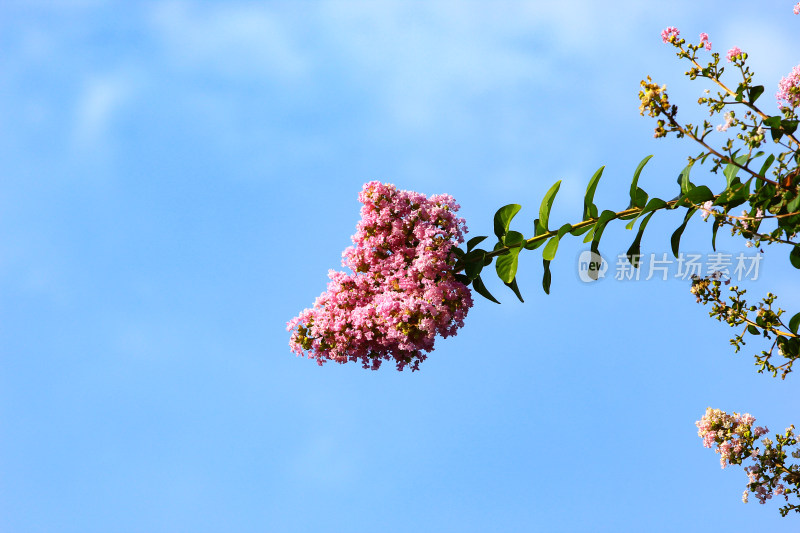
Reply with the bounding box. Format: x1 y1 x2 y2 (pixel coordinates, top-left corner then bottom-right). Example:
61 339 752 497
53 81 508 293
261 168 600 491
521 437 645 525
451 148 798 305
455 29 799 305
643 31 799 189
680 44 800 150
694 201 800 247
449 154 716 302
690 278 800 379
696 408 800 515
450 24 800 514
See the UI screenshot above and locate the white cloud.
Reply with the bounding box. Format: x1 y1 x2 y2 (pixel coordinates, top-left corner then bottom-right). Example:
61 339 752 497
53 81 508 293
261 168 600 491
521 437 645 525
310 0 669 132
149 1 308 81
72 71 135 148
317 2 554 129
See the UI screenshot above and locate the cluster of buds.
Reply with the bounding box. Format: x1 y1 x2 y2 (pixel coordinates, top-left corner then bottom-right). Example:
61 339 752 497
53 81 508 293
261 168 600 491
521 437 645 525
638 76 676 137
688 277 750 330
287 181 473 371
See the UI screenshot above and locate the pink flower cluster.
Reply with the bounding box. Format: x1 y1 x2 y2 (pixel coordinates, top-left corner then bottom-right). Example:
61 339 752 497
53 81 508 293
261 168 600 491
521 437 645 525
696 407 768 468
287 181 473 371
726 46 743 62
744 464 786 504
661 26 680 44
699 32 712 51
776 64 800 109
794 2 800 15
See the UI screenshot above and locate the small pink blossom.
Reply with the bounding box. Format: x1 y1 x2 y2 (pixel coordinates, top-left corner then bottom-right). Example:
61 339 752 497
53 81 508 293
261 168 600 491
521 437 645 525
794 3 800 15
727 46 742 62
716 111 734 132
700 200 715 220
661 27 680 44
776 64 800 109
699 32 712 51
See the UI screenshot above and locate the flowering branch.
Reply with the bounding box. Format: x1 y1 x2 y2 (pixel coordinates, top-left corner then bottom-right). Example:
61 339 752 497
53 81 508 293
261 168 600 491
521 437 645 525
690 278 800 378
697 408 800 515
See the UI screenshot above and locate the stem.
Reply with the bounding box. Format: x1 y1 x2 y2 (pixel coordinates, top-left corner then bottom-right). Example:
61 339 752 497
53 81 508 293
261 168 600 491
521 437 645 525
659 103 779 187
454 199 678 273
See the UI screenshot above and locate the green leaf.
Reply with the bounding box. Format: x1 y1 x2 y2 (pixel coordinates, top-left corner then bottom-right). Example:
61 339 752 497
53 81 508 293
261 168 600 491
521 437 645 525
748 85 764 103
452 246 465 259
791 245 800 269
671 208 697 257
590 210 616 252
524 222 547 249
504 230 525 247
758 154 775 179
787 193 800 214
723 153 750 188
557 223 573 239
504 278 524 303
789 312 800 334
582 226 595 243
626 211 655 267
493 204 521 239
569 225 592 236
496 247 522 283
524 238 547 250
583 166 605 221
467 236 487 252
454 273 470 285
682 185 714 205
631 197 667 226
542 259 552 294
782 119 799 136
747 325 760 335
735 84 744 102
776 336 791 358
464 249 486 280
542 236 559 261
711 216 721 251
629 155 653 209
472 275 500 304
714 178 752 211
678 161 695 195
539 180 562 232
765 116 785 142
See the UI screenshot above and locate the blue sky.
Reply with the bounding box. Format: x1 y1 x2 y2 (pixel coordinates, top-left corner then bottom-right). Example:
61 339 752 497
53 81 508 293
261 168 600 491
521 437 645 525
1 1 799 531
